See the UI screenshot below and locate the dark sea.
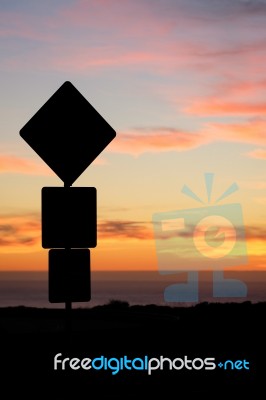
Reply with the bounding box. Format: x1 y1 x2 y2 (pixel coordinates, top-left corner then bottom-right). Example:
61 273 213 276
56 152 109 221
0 270 265 308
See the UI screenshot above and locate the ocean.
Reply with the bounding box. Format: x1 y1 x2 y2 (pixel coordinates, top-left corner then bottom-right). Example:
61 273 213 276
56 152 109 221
0 270 265 308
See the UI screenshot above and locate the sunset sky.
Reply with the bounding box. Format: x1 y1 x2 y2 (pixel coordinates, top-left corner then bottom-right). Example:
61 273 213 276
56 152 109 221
1 0 266 276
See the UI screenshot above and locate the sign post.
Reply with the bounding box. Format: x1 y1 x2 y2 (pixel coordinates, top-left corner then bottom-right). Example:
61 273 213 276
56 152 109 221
20 81 116 320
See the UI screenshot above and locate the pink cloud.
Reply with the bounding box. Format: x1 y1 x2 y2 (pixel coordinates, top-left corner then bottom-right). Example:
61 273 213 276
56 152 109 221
2 1 266 162
216 79 266 97
0 155 52 176
0 1 226 74
0 154 105 174
186 99 266 116
182 73 266 117
0 11 56 42
52 48 165 72
106 118 266 156
60 0 176 37
1 0 266 79
207 119 266 146
109 128 207 155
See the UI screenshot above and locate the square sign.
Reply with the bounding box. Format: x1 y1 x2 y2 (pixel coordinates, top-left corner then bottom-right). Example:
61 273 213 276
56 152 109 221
49 249 91 303
42 187 96 249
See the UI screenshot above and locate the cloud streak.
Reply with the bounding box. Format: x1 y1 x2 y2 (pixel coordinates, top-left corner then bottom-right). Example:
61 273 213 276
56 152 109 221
110 128 206 155
245 225 266 241
2 0 265 75
106 117 266 156
0 213 41 253
0 214 153 255
184 75 266 117
207 119 266 146
186 100 266 116
0 155 52 176
246 148 266 159
98 220 153 240
1 209 266 262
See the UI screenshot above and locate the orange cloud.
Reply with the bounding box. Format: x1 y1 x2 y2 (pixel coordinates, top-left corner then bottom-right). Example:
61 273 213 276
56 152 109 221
183 76 266 116
181 71 266 117
186 100 266 116
0 214 154 256
246 149 266 159
206 119 266 146
0 213 41 253
0 155 52 176
216 79 266 97
110 128 206 155
98 220 153 240
245 226 266 242
107 119 266 156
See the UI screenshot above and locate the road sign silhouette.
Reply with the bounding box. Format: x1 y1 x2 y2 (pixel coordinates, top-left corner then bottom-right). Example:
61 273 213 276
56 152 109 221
20 80 116 307
49 249 91 303
42 187 96 249
20 81 116 186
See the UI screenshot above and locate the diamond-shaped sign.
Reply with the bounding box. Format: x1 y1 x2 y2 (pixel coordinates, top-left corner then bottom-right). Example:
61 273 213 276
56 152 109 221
20 81 116 185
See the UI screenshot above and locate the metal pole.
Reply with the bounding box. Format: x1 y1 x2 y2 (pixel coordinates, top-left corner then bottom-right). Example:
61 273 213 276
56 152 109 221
64 182 72 333
65 300 72 332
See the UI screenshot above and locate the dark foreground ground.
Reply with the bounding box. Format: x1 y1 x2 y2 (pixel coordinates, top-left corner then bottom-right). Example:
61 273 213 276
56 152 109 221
0 301 265 396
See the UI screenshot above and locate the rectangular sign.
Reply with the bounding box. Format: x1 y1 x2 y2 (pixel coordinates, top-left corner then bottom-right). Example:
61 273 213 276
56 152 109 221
42 187 97 249
49 249 91 303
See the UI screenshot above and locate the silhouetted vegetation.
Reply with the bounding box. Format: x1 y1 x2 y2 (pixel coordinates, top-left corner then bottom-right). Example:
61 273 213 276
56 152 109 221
0 302 264 396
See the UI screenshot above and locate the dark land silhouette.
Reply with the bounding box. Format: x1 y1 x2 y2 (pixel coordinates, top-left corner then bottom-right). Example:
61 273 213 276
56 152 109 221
0 301 265 396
